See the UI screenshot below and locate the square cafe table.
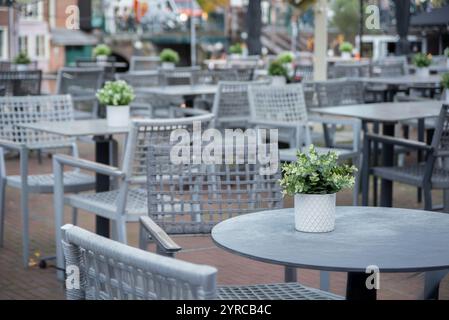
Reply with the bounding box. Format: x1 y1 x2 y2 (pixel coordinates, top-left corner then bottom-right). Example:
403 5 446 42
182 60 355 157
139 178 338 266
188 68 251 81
311 100 444 207
18 119 130 237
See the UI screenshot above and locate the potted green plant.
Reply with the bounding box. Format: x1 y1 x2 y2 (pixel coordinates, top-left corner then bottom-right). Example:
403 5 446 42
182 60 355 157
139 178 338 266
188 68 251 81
93 44 112 63
268 60 288 85
280 145 356 233
442 73 449 104
13 52 31 71
96 80 135 127
229 43 243 57
277 51 295 77
159 48 180 69
339 42 353 60
444 47 449 68
412 53 432 77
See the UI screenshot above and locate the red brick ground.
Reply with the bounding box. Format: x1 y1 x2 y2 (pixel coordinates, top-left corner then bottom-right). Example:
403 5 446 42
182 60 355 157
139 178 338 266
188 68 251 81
1 140 449 300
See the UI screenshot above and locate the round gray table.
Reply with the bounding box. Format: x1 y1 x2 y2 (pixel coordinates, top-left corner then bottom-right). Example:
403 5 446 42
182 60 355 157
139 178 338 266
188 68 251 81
211 207 449 300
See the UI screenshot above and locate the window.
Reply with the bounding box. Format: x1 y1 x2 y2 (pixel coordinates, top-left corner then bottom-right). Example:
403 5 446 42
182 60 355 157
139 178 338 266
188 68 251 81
35 35 46 57
19 36 28 54
20 2 43 20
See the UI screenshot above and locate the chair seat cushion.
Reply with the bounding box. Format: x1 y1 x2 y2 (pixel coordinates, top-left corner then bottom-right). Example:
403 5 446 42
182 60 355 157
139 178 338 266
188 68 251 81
280 147 358 162
217 282 343 300
67 188 148 221
7 171 95 193
372 164 449 189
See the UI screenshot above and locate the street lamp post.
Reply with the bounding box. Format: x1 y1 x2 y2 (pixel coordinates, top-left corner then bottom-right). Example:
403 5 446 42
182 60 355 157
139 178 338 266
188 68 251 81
190 0 197 66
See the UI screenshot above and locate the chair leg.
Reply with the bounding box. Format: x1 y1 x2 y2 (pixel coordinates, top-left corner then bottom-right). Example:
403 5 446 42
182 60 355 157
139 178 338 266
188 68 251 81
139 224 147 250
20 185 30 268
71 207 78 225
116 218 127 244
423 187 432 211
0 179 6 247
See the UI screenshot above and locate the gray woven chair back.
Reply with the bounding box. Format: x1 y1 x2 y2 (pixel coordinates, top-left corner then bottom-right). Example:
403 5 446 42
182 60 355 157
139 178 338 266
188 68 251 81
115 71 161 88
161 67 201 86
0 95 75 149
211 81 259 126
61 224 217 300
122 114 215 185
210 69 239 82
372 57 407 77
75 58 116 81
0 62 13 71
146 142 282 235
248 83 308 124
57 67 104 99
0 70 42 96
430 104 449 153
331 62 371 78
313 79 365 107
129 56 160 71
235 68 254 81
296 65 314 81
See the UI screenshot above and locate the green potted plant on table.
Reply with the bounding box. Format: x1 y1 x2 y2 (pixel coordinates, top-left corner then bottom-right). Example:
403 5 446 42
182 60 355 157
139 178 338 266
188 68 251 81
97 80 135 127
442 73 449 104
413 53 432 77
93 44 112 63
339 42 353 60
13 52 31 71
268 60 289 85
229 43 243 58
277 51 295 78
444 47 449 68
159 48 180 69
280 145 356 233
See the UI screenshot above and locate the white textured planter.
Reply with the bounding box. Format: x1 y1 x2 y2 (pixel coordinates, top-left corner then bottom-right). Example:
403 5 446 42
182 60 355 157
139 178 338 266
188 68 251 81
107 106 130 127
270 76 287 86
162 62 175 70
294 193 336 233
15 64 28 71
341 52 351 60
416 67 430 77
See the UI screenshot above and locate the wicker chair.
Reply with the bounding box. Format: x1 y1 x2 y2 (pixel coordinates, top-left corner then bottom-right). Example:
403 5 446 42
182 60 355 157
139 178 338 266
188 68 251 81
0 70 42 96
329 62 371 79
312 78 366 107
115 71 166 117
56 67 104 120
0 95 95 267
129 56 160 72
52 114 215 273
75 58 116 82
362 104 449 210
61 224 342 300
248 84 362 205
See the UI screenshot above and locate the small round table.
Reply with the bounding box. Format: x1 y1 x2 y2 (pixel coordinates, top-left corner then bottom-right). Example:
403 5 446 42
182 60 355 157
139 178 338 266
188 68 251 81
211 207 449 300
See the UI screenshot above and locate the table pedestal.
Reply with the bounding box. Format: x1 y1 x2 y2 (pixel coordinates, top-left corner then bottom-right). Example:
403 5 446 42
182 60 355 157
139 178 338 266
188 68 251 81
346 272 377 300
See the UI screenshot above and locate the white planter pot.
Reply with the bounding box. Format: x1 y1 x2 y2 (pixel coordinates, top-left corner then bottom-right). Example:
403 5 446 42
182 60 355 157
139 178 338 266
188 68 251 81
96 55 109 67
15 64 28 71
107 106 130 127
416 67 430 77
294 193 336 233
161 62 175 70
283 63 295 78
270 76 286 86
341 52 351 60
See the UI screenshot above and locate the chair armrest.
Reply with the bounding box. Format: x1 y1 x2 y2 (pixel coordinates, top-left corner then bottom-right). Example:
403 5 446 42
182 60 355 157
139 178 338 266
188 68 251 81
0 139 25 151
170 106 210 117
365 133 432 151
248 119 303 129
53 154 125 177
139 216 182 255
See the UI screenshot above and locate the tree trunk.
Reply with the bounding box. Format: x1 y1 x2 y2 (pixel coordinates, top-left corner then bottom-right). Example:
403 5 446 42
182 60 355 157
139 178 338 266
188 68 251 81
246 0 262 55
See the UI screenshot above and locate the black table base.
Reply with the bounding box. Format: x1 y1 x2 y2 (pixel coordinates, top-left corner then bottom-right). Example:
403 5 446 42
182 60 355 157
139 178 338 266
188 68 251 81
346 272 377 300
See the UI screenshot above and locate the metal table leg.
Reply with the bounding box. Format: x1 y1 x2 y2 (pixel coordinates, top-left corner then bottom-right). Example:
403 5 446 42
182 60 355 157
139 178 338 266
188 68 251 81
423 270 448 300
346 272 377 300
284 266 297 282
380 123 395 207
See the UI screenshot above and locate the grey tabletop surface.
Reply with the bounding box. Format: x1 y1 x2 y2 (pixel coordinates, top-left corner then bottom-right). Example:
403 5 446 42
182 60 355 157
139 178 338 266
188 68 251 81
18 119 130 137
135 84 218 96
211 207 449 273
310 100 444 122
359 75 442 85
